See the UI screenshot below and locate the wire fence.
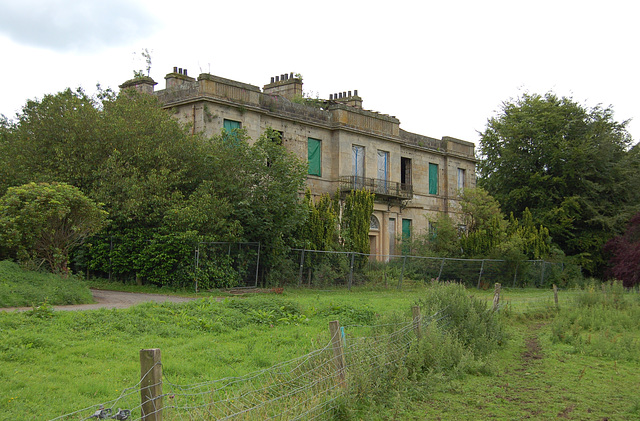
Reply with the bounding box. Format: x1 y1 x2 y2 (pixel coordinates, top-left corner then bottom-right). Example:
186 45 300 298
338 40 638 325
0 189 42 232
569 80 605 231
49 308 441 420
281 249 578 289
79 235 578 291
46 284 628 420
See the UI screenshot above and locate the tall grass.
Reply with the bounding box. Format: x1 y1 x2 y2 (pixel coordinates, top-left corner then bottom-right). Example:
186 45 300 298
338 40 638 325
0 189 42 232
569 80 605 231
0 260 93 307
341 282 505 418
550 280 640 361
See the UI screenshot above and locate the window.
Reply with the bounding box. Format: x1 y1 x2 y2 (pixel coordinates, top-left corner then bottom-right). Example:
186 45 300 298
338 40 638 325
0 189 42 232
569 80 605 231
377 150 389 193
428 221 437 240
402 219 412 255
457 168 465 190
429 163 438 195
370 215 380 231
223 119 241 133
352 145 365 177
308 138 322 176
401 157 412 186
223 119 242 142
388 218 396 256
267 130 284 145
352 145 365 188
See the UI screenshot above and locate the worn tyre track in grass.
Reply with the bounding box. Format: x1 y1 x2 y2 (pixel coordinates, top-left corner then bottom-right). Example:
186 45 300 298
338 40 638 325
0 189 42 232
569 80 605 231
414 318 639 420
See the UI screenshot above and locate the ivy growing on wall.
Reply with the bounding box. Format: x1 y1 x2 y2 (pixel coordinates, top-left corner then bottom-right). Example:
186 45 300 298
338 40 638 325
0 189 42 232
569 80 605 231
341 189 375 255
301 190 339 251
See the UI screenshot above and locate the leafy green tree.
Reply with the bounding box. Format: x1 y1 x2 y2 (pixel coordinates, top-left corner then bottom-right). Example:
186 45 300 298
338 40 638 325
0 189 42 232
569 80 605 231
2 88 208 228
506 208 551 260
3 88 308 283
415 213 461 257
479 93 639 274
0 182 108 274
457 188 507 257
202 127 308 274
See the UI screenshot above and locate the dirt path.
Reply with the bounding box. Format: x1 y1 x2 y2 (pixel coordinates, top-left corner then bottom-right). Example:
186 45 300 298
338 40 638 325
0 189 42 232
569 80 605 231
0 289 200 312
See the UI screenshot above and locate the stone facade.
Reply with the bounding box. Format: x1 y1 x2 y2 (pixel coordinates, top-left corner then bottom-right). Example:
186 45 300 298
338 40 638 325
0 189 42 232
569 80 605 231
120 69 477 259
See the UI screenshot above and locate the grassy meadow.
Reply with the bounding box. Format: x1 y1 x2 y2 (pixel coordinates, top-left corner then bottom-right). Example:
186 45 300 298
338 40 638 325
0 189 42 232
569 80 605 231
0 265 639 420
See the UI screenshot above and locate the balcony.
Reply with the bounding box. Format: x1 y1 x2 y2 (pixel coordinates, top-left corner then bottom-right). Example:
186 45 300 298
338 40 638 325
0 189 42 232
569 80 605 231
339 176 413 200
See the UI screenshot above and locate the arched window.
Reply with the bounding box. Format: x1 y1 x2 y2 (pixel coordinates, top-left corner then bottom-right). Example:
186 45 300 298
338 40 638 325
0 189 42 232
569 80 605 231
370 215 380 231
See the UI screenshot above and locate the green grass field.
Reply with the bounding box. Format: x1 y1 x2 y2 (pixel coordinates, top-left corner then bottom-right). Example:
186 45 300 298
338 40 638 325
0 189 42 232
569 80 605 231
1 267 639 420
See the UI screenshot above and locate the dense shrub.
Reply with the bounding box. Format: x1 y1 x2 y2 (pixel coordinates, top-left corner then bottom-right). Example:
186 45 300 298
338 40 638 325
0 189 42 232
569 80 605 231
417 281 504 357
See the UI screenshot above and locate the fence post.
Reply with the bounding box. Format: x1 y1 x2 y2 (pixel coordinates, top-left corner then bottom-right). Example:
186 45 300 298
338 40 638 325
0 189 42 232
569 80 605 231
348 253 355 291
492 283 501 312
477 259 485 289
540 260 546 286
512 263 518 288
194 246 200 293
298 249 305 286
329 321 346 388
397 256 406 290
140 348 163 421
553 284 559 309
412 306 421 340
255 243 261 288
437 258 445 281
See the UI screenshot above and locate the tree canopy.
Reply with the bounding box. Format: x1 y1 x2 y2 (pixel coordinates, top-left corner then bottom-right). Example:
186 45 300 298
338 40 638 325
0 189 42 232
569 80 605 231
478 93 639 275
1 88 308 285
0 182 108 274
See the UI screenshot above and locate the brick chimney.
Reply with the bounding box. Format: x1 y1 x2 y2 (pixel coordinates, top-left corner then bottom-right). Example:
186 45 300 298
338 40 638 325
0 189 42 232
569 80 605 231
263 72 303 100
165 67 195 89
119 76 157 94
329 90 362 109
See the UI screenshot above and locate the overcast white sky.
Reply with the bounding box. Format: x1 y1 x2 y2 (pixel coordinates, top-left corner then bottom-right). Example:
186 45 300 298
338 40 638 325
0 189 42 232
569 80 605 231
1 0 638 146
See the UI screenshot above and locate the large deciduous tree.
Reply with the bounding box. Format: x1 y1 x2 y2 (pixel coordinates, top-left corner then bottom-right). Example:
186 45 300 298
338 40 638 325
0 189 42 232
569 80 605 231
478 93 639 275
0 182 107 274
2 88 308 284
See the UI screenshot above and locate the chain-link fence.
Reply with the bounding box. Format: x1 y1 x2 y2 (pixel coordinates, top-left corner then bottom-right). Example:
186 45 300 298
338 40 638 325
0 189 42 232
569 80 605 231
276 249 579 289
78 235 578 290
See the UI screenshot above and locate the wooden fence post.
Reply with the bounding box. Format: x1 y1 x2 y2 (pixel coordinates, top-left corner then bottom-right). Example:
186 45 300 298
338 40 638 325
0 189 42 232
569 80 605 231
492 283 501 312
329 321 346 388
477 260 485 289
140 348 163 421
412 306 421 340
553 284 559 309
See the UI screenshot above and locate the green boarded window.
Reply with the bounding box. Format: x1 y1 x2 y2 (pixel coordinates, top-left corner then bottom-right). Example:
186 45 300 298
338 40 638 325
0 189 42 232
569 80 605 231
429 163 438 195
402 219 412 255
308 138 321 176
223 119 241 133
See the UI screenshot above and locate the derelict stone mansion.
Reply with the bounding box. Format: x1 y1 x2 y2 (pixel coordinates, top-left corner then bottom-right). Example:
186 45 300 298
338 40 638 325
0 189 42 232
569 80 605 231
120 68 477 258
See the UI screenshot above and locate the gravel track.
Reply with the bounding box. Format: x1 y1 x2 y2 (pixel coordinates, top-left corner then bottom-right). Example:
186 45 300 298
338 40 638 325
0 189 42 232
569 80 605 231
0 289 200 312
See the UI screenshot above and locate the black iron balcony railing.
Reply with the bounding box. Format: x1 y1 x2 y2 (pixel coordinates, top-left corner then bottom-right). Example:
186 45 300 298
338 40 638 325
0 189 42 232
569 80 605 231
339 175 413 200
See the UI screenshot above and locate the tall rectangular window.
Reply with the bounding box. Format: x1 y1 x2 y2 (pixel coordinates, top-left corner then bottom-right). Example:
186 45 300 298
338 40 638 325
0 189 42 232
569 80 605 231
377 150 389 192
389 218 396 256
429 163 439 195
352 145 365 188
352 145 365 177
402 219 412 255
308 138 322 176
401 157 412 186
457 168 466 190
